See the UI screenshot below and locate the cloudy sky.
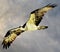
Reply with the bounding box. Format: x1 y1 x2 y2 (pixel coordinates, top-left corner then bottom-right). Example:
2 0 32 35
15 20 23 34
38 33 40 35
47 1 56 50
0 0 60 52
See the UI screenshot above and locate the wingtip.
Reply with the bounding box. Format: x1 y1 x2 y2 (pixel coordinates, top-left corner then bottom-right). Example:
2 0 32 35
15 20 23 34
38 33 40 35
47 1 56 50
2 40 11 49
47 3 57 8
51 4 57 8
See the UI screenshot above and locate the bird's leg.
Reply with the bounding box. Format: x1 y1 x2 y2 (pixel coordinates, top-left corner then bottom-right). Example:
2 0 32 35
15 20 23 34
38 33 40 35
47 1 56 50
38 26 48 30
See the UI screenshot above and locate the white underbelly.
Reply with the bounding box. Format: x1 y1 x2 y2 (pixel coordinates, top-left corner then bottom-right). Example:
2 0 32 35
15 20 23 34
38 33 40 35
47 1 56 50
26 24 37 31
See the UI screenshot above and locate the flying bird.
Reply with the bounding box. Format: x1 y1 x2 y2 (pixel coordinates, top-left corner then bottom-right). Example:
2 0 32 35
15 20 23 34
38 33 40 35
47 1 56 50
2 3 57 49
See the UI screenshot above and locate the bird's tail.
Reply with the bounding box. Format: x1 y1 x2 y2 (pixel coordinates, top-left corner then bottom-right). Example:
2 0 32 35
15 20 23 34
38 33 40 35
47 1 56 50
2 33 17 49
38 26 48 30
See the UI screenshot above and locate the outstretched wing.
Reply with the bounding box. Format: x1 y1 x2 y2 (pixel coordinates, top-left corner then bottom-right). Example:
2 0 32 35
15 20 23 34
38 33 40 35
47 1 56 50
27 3 57 26
2 27 24 49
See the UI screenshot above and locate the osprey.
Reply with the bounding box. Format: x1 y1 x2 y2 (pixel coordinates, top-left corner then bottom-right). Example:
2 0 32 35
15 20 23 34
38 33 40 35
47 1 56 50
2 3 57 49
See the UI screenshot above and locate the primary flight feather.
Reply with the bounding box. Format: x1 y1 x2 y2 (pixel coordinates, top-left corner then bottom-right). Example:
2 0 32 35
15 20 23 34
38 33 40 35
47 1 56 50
2 3 57 49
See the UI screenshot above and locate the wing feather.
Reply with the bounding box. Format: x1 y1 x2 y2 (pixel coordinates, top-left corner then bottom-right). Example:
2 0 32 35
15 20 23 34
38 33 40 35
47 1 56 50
27 3 57 26
2 27 24 49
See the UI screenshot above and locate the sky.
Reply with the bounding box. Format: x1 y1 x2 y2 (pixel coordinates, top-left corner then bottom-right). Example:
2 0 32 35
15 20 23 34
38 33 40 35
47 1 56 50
0 0 60 52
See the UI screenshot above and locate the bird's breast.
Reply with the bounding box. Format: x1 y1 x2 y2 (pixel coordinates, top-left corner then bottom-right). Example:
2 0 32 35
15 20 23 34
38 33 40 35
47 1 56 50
26 23 37 31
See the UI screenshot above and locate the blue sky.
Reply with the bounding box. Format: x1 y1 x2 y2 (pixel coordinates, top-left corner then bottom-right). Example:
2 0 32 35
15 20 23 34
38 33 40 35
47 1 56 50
0 0 60 52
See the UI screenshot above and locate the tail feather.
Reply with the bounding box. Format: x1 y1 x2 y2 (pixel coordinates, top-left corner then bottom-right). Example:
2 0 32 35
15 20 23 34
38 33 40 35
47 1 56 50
38 26 48 30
